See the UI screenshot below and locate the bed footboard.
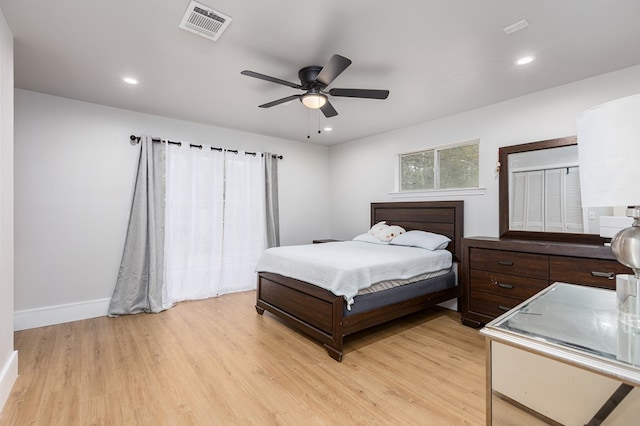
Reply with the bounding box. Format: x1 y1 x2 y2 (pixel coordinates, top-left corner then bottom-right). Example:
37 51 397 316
256 272 459 361
256 272 346 361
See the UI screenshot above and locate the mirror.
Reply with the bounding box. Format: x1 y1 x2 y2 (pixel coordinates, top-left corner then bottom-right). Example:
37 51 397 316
499 136 610 244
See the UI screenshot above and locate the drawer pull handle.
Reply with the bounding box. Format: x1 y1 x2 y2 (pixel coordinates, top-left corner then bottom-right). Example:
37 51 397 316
498 305 511 312
497 282 514 289
591 271 615 280
498 260 514 266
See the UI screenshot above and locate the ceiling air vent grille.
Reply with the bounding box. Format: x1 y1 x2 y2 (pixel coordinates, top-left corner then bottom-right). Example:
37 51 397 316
179 1 232 41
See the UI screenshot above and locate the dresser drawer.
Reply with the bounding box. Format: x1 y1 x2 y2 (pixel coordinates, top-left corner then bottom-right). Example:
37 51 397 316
470 270 548 299
469 291 522 318
470 248 549 279
549 256 632 290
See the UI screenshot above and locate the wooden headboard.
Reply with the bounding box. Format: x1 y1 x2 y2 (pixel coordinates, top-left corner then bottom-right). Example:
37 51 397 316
371 201 464 262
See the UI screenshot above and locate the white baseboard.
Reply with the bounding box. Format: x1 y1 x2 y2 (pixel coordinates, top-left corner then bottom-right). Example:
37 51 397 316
14 298 110 331
0 350 18 413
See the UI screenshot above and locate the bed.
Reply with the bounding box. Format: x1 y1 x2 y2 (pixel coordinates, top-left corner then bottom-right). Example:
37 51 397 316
255 201 464 361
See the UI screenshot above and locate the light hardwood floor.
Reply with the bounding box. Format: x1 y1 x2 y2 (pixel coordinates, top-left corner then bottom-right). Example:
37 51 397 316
1 291 486 425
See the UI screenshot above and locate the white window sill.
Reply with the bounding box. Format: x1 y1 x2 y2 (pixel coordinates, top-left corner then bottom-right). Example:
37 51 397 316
389 187 486 198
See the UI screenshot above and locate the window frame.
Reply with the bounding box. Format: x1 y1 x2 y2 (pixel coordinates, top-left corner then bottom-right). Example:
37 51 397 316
397 140 480 193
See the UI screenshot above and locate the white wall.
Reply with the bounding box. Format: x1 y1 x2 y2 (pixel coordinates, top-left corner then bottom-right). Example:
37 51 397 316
0 7 17 413
327 65 640 240
13 90 330 328
12 64 640 330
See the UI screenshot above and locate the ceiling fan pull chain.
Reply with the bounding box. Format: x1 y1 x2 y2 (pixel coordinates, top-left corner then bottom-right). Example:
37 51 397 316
307 109 311 139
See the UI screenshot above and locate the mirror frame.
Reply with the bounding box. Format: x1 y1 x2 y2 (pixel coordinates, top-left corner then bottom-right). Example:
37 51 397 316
499 136 607 244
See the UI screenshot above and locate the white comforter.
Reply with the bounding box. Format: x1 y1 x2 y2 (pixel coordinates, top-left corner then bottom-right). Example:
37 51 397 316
255 241 452 308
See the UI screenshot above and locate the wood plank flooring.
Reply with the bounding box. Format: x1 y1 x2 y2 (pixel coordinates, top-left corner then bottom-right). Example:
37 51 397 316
1 291 486 425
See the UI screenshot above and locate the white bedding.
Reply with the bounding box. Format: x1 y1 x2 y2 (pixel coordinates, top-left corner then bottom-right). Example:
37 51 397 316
255 241 452 308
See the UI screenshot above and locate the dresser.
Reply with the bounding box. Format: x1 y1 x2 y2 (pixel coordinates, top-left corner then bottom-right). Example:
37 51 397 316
461 237 633 328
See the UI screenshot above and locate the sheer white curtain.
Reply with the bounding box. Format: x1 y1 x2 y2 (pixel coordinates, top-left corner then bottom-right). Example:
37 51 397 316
164 144 267 303
164 144 225 303
220 152 266 294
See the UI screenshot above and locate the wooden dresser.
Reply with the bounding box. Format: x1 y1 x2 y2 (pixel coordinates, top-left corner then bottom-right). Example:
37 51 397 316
461 237 633 328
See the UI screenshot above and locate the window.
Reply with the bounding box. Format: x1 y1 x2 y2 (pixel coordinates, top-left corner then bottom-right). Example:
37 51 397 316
399 141 479 192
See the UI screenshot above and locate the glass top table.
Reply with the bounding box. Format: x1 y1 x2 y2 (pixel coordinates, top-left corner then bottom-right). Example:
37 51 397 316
481 282 640 425
482 282 640 385
489 282 620 362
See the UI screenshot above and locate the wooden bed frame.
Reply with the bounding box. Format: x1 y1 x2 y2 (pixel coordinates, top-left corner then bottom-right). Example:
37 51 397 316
255 201 464 361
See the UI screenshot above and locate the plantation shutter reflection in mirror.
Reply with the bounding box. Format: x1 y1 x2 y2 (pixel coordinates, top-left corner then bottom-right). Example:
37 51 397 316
510 166 583 233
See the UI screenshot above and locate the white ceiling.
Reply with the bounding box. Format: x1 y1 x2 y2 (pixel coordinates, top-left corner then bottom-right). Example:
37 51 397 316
2 0 640 146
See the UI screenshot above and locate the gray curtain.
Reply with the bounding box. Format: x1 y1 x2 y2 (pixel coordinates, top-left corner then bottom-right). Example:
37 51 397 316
108 137 170 316
264 153 280 248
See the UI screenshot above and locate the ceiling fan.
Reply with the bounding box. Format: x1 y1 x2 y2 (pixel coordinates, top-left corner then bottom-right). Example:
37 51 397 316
241 54 389 118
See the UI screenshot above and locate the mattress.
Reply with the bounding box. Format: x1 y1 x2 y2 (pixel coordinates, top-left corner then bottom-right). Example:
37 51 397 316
255 241 453 308
357 261 458 294
346 270 457 316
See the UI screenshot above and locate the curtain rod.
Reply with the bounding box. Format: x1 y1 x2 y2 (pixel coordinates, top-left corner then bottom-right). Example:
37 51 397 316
129 135 283 159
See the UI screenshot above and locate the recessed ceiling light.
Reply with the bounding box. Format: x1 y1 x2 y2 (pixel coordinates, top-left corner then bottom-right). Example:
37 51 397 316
515 56 535 66
323 127 333 132
122 77 139 85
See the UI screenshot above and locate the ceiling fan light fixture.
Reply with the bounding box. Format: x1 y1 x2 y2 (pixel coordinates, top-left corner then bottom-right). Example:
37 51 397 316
301 93 327 109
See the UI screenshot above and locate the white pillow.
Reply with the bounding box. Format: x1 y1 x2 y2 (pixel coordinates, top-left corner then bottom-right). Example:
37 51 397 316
390 230 451 250
375 225 406 242
368 221 388 235
352 232 390 245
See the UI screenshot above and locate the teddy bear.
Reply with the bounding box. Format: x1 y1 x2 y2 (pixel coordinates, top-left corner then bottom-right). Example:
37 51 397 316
368 221 406 242
368 221 389 235
375 225 406 242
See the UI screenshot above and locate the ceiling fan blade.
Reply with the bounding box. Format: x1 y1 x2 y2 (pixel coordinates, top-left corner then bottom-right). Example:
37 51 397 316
320 101 338 118
315 54 352 87
241 70 302 89
328 88 390 99
258 95 301 108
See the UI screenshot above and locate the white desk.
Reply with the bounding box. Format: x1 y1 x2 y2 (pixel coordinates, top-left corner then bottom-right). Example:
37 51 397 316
481 283 640 425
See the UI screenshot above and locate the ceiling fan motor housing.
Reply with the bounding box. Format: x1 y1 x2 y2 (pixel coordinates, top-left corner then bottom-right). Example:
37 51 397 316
298 66 324 88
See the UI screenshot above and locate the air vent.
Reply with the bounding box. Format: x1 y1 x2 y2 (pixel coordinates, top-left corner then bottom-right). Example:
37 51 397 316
179 1 232 41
